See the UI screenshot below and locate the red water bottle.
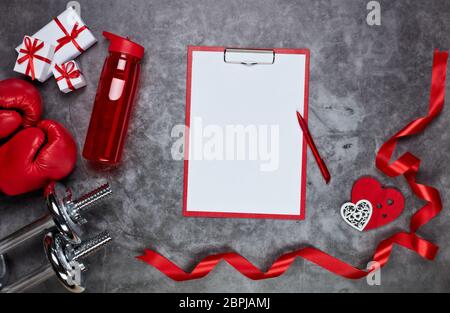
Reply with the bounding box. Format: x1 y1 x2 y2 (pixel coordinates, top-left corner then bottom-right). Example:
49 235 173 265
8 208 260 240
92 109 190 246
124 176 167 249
83 31 144 166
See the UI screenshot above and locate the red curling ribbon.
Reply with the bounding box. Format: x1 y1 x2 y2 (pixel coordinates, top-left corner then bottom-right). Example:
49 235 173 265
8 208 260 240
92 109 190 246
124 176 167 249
17 37 51 80
376 50 448 235
138 50 448 281
137 232 437 281
55 61 81 91
53 17 87 53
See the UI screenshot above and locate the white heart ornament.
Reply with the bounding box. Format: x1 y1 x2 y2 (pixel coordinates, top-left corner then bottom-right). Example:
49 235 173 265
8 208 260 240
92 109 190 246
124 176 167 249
340 200 373 231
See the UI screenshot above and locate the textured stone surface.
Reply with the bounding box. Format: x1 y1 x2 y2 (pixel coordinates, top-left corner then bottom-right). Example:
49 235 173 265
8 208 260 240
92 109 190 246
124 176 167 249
0 0 449 292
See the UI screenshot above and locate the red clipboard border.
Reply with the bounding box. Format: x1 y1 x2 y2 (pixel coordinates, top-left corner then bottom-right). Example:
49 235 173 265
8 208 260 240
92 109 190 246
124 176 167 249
183 46 309 220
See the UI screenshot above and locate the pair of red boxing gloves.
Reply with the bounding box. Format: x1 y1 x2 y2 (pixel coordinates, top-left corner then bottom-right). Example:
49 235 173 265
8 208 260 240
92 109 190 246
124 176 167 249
0 78 77 196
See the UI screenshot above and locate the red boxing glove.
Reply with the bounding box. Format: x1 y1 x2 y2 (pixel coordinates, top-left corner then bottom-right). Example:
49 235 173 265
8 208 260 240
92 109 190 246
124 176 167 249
0 120 77 196
0 78 42 138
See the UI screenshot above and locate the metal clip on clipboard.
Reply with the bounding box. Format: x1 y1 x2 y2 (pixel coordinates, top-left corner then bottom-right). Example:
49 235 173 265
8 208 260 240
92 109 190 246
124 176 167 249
224 48 275 66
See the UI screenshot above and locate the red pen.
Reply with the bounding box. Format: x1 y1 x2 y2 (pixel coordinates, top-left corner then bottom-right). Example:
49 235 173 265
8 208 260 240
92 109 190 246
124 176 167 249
296 111 331 184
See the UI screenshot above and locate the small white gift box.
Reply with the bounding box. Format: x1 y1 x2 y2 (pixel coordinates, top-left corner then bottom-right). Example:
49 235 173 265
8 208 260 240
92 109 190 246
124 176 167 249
16 7 97 82
52 60 86 93
13 36 55 82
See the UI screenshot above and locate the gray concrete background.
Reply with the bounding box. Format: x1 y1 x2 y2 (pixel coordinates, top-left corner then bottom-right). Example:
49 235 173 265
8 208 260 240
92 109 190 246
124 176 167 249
0 0 449 293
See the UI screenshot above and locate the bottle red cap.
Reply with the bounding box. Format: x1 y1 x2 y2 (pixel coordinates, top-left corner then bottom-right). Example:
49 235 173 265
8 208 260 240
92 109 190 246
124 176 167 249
103 31 145 59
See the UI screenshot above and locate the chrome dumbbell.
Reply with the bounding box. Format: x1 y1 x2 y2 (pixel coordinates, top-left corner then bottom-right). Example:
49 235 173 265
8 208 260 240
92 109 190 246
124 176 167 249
1 229 112 293
0 182 112 256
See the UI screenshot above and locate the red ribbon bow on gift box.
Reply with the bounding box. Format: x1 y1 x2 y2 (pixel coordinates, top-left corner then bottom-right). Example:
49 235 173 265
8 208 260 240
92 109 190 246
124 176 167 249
54 17 87 53
17 37 51 81
55 61 81 91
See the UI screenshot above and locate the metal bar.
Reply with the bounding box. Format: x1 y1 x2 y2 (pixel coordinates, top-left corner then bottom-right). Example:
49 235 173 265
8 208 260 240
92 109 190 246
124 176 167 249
72 183 111 216
73 231 112 261
0 215 54 255
1 263 54 293
0 254 8 289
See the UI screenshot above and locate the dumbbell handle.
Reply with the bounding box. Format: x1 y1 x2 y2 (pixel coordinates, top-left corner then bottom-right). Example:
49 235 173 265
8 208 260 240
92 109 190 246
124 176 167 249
1 263 54 293
0 215 53 255
1 230 112 293
0 183 111 255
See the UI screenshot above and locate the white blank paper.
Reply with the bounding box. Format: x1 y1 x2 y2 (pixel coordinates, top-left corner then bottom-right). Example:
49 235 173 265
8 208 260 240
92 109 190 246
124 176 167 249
185 48 308 219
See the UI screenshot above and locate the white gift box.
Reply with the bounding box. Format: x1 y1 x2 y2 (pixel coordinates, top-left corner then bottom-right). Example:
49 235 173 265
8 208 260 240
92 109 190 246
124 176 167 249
13 36 55 82
52 60 86 93
16 7 97 82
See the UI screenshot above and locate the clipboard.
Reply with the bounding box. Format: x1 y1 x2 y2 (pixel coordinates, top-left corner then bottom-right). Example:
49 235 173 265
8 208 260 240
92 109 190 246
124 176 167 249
183 46 310 220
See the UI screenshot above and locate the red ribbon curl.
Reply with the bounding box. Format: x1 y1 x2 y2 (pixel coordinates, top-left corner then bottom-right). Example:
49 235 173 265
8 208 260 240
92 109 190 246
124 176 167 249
137 50 448 281
55 61 81 91
53 17 87 53
17 37 51 80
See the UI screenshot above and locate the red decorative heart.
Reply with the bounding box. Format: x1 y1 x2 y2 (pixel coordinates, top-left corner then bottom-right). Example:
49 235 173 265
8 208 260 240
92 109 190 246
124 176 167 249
351 177 404 231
